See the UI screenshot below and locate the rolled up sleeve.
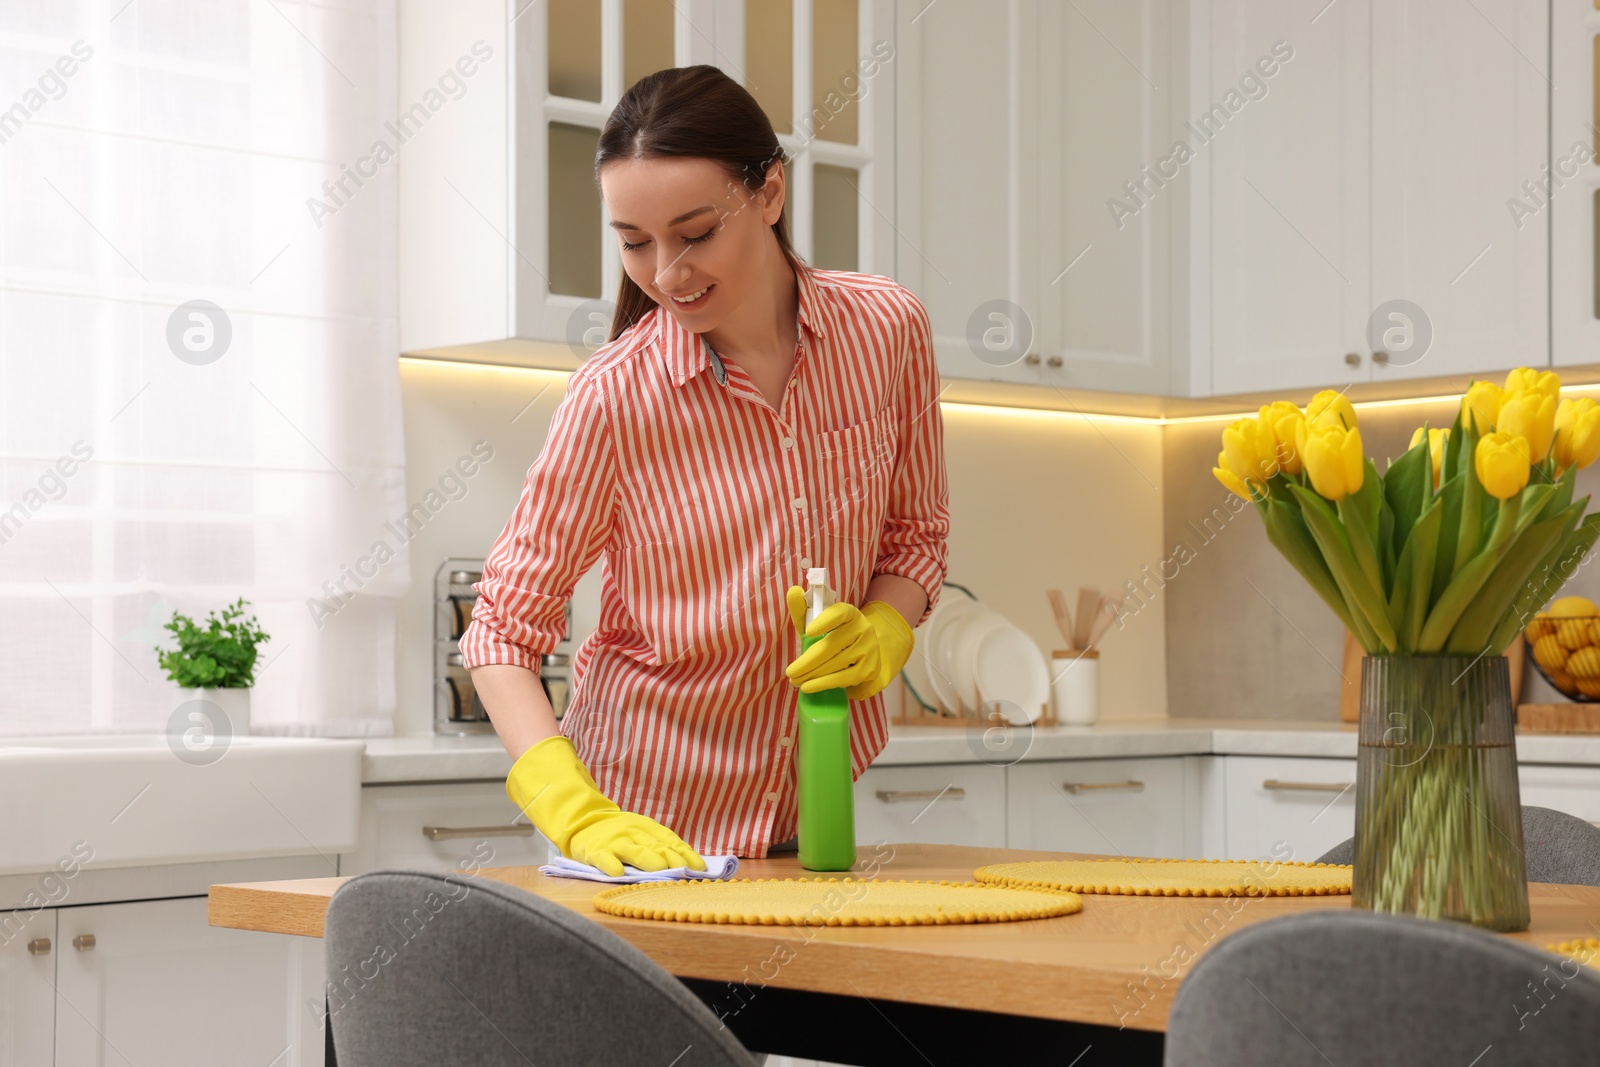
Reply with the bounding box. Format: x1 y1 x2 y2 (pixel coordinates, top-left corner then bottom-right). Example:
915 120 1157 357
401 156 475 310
873 291 950 629
459 370 617 669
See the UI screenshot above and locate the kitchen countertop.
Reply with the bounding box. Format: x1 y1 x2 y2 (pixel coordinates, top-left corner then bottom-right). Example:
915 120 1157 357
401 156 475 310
361 717 1600 784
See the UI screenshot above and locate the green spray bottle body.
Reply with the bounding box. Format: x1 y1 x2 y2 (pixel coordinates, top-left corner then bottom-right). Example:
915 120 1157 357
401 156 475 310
796 567 857 872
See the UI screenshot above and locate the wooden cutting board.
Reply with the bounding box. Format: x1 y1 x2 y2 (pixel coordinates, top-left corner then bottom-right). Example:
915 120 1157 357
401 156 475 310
1337 632 1524 722
1516 703 1600 734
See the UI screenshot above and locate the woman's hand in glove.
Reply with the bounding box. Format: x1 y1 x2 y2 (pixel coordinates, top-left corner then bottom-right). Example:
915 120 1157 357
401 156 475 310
506 734 706 877
783 586 913 700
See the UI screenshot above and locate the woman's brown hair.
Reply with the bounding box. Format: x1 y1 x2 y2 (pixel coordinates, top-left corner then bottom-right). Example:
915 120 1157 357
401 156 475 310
595 65 803 342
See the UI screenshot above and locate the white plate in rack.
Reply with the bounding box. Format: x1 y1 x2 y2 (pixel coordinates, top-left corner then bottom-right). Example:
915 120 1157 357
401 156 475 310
972 623 1049 725
924 595 979 713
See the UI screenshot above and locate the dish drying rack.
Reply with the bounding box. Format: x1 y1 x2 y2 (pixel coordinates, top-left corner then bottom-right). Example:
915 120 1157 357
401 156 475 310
892 582 1058 728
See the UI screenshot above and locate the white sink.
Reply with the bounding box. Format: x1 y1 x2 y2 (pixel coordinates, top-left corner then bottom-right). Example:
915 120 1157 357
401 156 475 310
0 733 364 877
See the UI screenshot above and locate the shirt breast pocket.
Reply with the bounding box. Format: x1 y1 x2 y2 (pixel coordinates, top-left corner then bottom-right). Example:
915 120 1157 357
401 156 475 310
811 410 901 600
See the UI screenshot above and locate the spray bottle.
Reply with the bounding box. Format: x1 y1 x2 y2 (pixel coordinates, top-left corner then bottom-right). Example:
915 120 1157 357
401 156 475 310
796 566 857 871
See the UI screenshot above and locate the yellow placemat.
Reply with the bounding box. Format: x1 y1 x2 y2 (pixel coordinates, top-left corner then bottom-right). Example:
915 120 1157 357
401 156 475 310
1547 937 1600 969
592 877 1083 925
973 858 1352 897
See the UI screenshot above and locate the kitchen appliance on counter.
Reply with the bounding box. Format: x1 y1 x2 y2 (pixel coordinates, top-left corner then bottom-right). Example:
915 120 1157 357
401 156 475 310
434 558 574 735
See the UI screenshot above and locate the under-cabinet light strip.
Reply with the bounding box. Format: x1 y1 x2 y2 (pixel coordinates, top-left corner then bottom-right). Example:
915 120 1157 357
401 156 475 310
400 356 1600 427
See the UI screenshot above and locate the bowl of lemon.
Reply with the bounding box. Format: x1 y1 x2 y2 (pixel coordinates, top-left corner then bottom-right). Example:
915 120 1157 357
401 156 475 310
1525 596 1600 700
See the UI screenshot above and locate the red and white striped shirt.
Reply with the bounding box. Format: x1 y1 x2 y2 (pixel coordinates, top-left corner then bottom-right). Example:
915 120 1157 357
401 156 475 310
460 265 950 857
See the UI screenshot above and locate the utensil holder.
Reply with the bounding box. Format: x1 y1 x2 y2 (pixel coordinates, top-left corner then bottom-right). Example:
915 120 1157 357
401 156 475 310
1050 649 1099 725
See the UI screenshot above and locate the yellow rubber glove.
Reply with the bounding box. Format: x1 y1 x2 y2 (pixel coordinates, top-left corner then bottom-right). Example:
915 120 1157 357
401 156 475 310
783 585 913 700
506 734 706 877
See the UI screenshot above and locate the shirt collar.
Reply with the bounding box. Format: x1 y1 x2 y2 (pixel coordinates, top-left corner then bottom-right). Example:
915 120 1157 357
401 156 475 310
659 262 828 388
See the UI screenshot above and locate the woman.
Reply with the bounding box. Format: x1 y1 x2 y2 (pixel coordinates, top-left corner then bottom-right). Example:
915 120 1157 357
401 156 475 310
460 66 949 875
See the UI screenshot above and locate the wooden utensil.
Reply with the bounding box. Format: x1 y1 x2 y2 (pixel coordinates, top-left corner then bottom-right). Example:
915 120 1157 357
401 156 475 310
1073 588 1101 650
1046 588 1074 647
1085 593 1122 651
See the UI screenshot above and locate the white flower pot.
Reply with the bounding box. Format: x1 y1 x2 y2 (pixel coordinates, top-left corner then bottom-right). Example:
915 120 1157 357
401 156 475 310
179 687 251 737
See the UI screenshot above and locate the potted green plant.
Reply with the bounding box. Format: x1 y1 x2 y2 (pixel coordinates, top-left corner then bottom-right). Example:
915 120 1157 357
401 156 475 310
157 598 270 735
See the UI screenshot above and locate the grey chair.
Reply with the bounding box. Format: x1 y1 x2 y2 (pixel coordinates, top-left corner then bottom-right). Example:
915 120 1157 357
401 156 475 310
1165 909 1600 1066
324 869 760 1067
1317 804 1600 885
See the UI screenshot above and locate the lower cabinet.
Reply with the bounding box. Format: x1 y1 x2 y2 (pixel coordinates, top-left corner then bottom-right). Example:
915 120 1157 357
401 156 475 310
1517 764 1600 825
1006 757 1192 858
11 896 324 1067
0 905 54 1067
1221 756 1358 864
853 763 1007 848
343 781 552 876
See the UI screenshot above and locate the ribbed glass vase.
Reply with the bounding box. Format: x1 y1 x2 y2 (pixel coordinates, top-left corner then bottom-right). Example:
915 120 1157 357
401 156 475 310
1354 655 1529 932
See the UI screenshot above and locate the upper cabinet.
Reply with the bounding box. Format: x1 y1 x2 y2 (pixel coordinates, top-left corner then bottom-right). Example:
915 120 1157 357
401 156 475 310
893 0 1177 394
398 0 894 366
398 1 1581 398
1207 0 1550 395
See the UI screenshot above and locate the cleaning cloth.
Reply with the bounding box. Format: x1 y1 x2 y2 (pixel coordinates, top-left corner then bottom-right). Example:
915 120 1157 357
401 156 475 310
538 854 741 884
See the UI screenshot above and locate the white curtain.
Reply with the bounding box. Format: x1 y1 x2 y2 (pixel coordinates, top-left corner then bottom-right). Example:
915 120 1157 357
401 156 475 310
0 1 405 736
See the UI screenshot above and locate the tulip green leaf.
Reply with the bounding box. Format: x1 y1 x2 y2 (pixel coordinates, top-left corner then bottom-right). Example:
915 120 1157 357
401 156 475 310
1263 499 1363 641
1445 507 1576 654
1485 511 1600 654
1430 472 1465 604
1400 500 1441 653
1384 438 1430 556
1290 483 1397 652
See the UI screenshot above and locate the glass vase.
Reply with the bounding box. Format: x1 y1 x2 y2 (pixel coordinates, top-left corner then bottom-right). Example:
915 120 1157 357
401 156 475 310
1354 655 1529 932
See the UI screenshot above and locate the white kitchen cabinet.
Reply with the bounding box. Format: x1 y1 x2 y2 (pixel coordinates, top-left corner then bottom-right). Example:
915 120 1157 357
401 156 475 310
1220 755 1357 864
1551 0 1600 366
1367 0 1549 383
344 781 551 877
400 0 896 366
54 896 323 1067
1206 0 1371 395
1518 764 1600 826
854 762 1006 848
0 907 54 1067
1005 757 1191 858
895 0 1176 394
1207 0 1550 395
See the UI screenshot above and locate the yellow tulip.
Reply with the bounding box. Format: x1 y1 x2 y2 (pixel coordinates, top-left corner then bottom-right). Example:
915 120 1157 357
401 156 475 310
1504 367 1561 402
1258 400 1306 475
1461 381 1505 434
1475 432 1532 501
1221 416 1279 485
1553 396 1600 471
1305 389 1357 432
1213 450 1255 499
1297 421 1365 502
1408 426 1448 489
1497 389 1557 463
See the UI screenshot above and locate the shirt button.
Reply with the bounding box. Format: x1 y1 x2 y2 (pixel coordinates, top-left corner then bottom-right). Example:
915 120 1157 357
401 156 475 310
800 557 811 569
765 791 779 803
792 496 806 510
778 736 792 748
780 436 794 449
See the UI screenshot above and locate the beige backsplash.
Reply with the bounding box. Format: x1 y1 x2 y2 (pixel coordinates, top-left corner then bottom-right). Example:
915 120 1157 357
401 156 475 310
394 362 1169 736
1163 396 1600 719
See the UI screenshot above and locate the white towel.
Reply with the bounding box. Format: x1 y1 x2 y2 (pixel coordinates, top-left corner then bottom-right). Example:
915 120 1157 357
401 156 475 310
537 854 740 884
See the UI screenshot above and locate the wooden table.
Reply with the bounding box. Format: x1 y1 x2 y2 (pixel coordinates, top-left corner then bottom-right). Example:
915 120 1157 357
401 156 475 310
209 843 1600 1065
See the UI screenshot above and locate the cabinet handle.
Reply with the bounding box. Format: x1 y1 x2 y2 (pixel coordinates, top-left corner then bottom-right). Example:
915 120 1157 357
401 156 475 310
875 788 965 803
72 934 95 952
1023 354 1041 365
1372 350 1390 365
26 938 50 956
1062 780 1144 794
1263 779 1352 793
1046 356 1063 368
423 824 537 841
1344 352 1362 367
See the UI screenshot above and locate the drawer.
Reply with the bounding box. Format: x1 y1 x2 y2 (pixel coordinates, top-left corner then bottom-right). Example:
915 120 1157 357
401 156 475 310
343 782 551 876
854 763 1006 848
1517 765 1600 826
1222 756 1357 864
1006 757 1189 858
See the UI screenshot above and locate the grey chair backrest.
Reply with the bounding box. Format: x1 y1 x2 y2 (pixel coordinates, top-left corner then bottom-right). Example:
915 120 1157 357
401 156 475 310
1317 804 1600 885
324 869 760 1067
1165 909 1600 1066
